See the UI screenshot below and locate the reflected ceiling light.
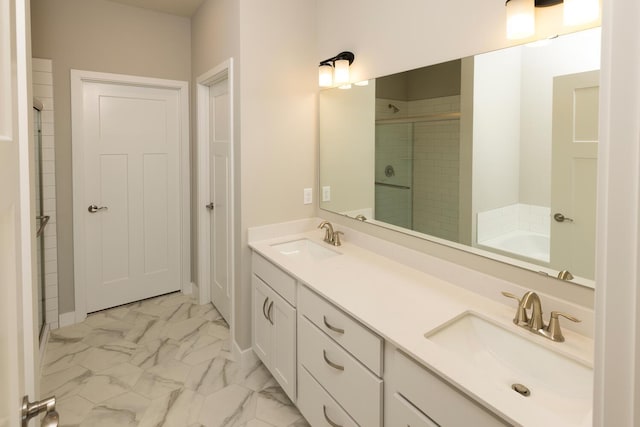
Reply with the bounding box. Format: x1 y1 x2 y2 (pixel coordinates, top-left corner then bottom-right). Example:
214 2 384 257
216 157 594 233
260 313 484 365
505 0 598 40
354 80 369 86
318 51 355 88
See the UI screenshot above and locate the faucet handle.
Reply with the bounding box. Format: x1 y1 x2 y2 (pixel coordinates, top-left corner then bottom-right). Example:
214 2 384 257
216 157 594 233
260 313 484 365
544 311 581 342
501 291 529 326
332 231 343 246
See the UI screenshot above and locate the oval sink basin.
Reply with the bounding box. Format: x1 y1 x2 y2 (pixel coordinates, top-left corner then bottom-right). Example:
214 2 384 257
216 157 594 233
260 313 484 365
425 312 592 426
271 238 340 261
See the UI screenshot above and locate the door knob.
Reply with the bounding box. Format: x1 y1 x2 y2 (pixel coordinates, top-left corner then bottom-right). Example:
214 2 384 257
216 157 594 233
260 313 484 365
22 395 59 427
88 204 108 213
205 203 215 210
553 213 574 223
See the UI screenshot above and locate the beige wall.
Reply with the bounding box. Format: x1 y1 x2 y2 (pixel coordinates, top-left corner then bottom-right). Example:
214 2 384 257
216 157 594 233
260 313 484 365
30 0 191 313
191 0 317 350
237 0 317 349
316 0 598 308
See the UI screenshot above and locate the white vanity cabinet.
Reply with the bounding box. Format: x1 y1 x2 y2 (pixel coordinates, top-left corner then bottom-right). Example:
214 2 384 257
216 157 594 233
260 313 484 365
297 285 384 427
384 346 510 427
251 253 297 401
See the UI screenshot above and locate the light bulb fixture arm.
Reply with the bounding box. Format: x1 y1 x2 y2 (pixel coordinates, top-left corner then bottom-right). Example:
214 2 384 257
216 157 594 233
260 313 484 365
318 51 355 68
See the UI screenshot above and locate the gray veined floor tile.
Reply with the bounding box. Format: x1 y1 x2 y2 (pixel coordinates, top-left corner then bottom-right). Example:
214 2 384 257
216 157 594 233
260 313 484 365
42 341 92 375
254 386 301 427
131 337 181 369
138 387 204 427
206 319 231 340
43 293 308 427
175 333 226 366
78 362 144 404
80 391 149 427
81 320 132 347
133 359 191 400
185 355 239 396
125 317 168 344
55 395 94 426
77 340 137 372
165 317 210 342
198 384 257 427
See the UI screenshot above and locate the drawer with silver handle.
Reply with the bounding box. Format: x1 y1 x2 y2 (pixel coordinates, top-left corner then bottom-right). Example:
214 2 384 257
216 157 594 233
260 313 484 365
297 365 359 427
298 316 382 427
298 284 383 375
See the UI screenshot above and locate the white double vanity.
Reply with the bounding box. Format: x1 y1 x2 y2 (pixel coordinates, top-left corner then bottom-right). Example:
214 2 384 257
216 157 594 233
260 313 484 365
249 219 594 427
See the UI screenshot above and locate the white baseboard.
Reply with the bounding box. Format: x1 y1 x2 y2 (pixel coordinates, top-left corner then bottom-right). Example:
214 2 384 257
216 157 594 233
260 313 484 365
233 340 259 369
58 311 76 328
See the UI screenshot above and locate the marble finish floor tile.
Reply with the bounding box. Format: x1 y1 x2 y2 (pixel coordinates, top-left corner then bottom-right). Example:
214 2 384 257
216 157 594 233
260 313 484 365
41 292 307 427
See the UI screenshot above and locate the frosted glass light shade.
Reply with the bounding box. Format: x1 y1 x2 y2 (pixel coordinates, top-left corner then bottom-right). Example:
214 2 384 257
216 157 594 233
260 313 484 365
564 0 599 26
334 59 350 85
319 64 333 87
506 0 535 40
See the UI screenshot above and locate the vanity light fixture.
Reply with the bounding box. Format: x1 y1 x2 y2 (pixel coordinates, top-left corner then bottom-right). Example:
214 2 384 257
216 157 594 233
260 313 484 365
505 0 599 40
318 51 355 88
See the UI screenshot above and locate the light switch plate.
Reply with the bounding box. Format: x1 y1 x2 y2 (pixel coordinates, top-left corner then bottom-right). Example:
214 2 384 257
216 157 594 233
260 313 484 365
303 188 312 204
322 186 331 202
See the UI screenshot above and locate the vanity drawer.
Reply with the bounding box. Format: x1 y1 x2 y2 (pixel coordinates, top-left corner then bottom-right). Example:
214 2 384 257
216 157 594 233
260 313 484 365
298 316 382 427
387 391 440 427
297 365 359 427
252 253 296 306
390 350 508 427
298 284 383 375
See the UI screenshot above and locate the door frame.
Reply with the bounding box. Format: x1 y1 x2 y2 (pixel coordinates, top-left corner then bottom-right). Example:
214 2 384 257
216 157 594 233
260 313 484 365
196 59 235 334
71 70 190 322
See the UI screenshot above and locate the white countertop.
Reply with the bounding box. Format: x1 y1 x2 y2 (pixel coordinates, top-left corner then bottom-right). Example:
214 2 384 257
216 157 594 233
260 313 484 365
249 225 594 427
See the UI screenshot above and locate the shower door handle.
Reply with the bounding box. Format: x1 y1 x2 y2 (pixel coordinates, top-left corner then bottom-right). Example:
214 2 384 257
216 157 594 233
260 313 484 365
88 204 108 213
36 215 50 238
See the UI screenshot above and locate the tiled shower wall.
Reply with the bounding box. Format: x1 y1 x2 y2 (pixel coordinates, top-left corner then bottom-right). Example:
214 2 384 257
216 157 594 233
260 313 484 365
32 58 59 330
375 96 461 241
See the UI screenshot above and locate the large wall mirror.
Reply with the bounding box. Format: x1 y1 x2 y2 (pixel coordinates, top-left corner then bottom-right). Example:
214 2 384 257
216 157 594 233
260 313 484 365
319 27 600 288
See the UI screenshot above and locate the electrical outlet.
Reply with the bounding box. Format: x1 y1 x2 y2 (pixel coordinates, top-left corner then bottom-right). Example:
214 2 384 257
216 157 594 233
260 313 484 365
322 186 331 202
303 188 312 204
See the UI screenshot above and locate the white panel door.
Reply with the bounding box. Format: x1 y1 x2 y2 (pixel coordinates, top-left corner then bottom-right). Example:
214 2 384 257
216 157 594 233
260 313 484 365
80 81 181 312
550 70 600 280
1 0 37 424
209 78 232 322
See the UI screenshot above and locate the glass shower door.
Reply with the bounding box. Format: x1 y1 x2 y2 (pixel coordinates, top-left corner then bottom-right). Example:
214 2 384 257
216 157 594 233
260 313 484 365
33 105 48 342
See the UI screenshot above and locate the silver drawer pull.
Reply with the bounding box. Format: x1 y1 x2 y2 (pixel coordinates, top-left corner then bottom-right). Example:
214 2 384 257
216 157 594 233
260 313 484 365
323 405 343 427
323 350 344 371
323 316 344 334
267 301 274 325
262 297 269 321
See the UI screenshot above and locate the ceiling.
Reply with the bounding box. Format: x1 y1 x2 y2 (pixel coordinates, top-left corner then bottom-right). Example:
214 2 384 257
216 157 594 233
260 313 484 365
107 0 206 17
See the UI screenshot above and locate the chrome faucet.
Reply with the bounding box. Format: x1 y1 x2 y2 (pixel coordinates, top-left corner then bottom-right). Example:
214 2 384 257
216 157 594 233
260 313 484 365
502 291 581 342
318 221 343 246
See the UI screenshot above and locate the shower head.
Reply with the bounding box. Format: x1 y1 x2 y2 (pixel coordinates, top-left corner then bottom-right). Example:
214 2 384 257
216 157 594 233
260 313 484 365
388 103 400 113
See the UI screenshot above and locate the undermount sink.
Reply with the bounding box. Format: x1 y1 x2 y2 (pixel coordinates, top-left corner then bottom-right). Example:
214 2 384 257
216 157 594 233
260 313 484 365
425 312 593 426
271 238 340 261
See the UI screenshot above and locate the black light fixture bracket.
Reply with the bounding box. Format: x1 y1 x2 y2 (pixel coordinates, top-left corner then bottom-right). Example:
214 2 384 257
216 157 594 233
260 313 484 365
319 51 355 67
505 0 563 6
